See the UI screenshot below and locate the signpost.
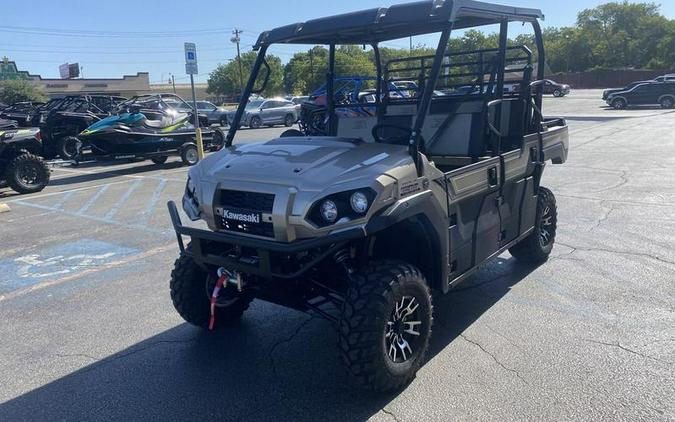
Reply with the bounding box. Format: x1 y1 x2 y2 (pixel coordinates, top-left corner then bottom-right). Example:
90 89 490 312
184 42 204 160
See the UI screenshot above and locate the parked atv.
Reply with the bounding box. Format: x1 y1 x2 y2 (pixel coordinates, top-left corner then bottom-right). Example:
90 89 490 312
0 102 44 127
168 0 568 392
0 128 50 194
40 95 127 159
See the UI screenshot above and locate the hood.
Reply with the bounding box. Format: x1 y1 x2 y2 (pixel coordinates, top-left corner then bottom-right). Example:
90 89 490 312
193 137 412 190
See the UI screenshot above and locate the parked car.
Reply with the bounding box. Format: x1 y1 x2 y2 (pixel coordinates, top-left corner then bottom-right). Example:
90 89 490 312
289 96 309 105
540 80 570 97
0 102 44 127
606 81 675 109
227 98 298 128
175 101 230 127
602 80 653 100
653 74 675 83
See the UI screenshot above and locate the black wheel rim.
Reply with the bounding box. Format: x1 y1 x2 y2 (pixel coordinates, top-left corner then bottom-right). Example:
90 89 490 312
185 148 198 164
539 204 554 247
65 140 78 156
18 162 41 186
385 296 422 363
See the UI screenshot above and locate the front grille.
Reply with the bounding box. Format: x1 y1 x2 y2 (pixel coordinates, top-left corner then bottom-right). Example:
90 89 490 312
221 219 275 238
218 189 276 238
220 190 275 213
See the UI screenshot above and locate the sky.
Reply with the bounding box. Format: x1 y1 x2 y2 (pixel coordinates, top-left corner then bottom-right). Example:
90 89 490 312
3 0 674 84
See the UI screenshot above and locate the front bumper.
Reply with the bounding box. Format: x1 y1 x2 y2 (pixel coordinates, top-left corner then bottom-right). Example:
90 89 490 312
168 201 364 279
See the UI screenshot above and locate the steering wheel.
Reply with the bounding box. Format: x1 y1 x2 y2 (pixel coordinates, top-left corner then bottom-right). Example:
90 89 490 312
371 123 413 145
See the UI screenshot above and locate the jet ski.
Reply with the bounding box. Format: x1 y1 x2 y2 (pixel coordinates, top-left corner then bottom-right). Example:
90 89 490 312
78 94 224 165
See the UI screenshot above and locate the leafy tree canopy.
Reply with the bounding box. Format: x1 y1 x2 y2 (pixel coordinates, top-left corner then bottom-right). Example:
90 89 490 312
0 79 47 104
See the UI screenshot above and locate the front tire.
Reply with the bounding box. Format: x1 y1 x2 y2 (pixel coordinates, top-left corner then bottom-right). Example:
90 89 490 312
220 116 228 127
151 156 168 165
339 261 433 392
249 116 262 129
170 252 252 329
611 98 627 110
5 153 50 194
509 187 557 263
553 89 562 98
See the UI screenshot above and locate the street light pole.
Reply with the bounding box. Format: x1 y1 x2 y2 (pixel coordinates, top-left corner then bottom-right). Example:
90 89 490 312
231 29 244 98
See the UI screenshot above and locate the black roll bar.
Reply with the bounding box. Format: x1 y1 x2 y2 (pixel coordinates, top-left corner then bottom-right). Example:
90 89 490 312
226 45 269 147
409 27 452 176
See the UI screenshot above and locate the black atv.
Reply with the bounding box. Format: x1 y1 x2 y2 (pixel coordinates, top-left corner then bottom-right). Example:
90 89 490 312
0 102 45 127
0 118 19 130
0 128 50 194
40 95 127 159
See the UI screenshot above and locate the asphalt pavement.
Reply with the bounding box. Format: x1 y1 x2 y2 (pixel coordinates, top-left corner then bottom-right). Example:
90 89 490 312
0 92 673 421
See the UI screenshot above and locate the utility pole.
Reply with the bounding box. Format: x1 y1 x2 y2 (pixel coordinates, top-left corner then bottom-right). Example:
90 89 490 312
409 36 413 55
231 29 244 98
171 74 176 94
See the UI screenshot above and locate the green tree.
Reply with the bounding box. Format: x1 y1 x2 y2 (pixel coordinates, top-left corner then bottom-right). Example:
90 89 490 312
207 51 284 98
0 79 46 104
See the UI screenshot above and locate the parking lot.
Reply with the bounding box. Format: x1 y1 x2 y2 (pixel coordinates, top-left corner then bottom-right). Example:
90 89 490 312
0 91 673 421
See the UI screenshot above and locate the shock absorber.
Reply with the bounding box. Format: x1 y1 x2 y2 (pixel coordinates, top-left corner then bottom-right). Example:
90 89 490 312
334 248 355 277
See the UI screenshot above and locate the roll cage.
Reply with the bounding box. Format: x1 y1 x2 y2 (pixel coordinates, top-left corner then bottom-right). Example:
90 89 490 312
225 0 547 173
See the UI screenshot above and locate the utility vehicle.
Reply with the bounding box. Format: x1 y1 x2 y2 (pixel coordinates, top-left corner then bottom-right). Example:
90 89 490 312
168 0 569 392
0 128 50 194
0 102 44 127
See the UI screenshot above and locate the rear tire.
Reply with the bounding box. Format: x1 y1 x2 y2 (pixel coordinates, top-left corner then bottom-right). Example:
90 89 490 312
180 144 199 166
660 96 674 109
151 156 168 165
339 260 433 392
170 252 252 329
57 136 81 160
5 153 50 194
509 187 557 263
284 114 295 127
211 129 225 151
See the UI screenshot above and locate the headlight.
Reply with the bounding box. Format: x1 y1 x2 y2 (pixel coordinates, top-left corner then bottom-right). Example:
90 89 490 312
307 188 376 227
350 191 369 214
182 176 201 221
320 200 338 223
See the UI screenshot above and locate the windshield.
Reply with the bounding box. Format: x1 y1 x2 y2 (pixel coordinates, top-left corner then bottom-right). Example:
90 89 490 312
246 100 265 110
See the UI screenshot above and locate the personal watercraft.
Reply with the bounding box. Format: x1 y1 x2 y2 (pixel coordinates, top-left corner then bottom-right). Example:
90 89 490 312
78 94 224 165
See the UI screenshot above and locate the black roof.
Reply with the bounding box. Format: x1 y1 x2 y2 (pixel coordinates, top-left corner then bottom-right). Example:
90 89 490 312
254 0 543 48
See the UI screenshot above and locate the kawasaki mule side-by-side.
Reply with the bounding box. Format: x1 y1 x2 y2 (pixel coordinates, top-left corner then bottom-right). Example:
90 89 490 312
167 0 569 391
78 94 224 166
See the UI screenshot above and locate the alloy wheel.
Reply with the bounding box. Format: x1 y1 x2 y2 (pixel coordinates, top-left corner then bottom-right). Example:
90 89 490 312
539 205 554 247
385 296 422 363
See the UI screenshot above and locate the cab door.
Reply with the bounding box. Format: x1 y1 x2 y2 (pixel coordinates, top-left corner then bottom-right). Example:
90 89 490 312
446 157 503 282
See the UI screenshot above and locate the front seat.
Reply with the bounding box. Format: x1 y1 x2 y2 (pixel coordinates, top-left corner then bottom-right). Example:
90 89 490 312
144 112 189 129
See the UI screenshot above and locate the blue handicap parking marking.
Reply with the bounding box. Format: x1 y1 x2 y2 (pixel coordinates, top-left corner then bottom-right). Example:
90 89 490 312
0 239 139 295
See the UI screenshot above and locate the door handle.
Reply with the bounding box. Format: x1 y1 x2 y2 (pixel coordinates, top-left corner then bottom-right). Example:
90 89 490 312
488 167 499 187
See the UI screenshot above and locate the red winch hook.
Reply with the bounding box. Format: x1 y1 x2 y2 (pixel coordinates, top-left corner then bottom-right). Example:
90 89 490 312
208 268 228 330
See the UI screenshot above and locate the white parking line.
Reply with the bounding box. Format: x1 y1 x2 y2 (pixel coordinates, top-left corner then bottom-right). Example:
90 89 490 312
103 179 142 220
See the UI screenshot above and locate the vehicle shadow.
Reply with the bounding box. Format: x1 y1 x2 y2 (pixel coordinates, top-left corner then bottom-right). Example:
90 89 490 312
47 160 187 187
0 257 535 421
